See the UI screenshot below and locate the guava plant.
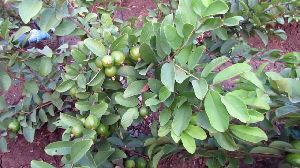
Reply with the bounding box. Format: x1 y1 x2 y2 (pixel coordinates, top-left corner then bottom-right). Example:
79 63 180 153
0 0 300 168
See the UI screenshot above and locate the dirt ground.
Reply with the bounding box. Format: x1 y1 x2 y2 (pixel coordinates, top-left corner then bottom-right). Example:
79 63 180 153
248 22 300 53
1 82 24 106
159 152 207 168
0 128 62 168
1 0 300 167
114 0 157 27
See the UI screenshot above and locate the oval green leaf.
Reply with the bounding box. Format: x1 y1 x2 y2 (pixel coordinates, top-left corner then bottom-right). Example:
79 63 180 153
45 141 73 156
31 160 55 168
185 125 207 140
180 132 196 154
214 132 238 151
161 62 175 92
202 0 229 17
213 63 251 84
121 107 139 129
201 56 229 78
230 125 268 143
188 45 206 70
171 104 192 136
124 80 147 98
70 139 93 163
221 93 249 123
114 93 138 107
191 78 208 100
84 38 106 57
56 80 75 93
204 91 229 132
164 25 183 49
19 0 42 24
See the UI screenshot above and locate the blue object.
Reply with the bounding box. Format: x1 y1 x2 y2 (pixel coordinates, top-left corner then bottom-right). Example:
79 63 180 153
17 29 50 45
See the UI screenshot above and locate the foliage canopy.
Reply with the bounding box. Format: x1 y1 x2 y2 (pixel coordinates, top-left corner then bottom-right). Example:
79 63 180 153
0 0 300 167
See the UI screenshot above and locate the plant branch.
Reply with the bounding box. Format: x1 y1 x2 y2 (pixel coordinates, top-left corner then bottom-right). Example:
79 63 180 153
35 101 52 110
170 29 197 59
16 101 53 116
174 63 200 80
67 17 92 37
120 146 149 160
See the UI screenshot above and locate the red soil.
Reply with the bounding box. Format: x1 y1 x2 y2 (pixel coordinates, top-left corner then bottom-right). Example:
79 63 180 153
0 128 62 168
114 0 157 27
248 22 300 53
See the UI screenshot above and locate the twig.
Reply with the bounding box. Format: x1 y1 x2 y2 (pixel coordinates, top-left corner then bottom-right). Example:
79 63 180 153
67 17 92 37
120 146 149 160
170 29 197 59
174 63 200 80
17 102 52 115
35 101 52 110
156 29 197 66
27 67 53 92
0 49 24 54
